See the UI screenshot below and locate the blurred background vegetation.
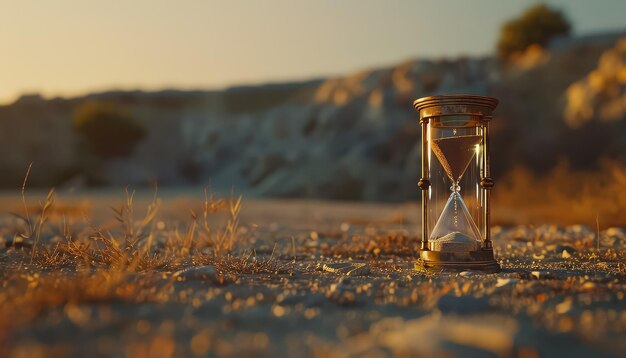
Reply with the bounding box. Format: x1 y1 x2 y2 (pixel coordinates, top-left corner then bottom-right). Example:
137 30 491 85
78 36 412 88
73 101 146 160
497 4 571 60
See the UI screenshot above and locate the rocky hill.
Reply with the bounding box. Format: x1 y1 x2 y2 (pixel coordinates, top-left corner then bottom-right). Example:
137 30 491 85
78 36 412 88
1 32 625 201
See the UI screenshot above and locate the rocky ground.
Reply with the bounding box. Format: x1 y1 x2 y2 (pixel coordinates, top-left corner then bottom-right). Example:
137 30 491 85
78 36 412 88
0 190 625 357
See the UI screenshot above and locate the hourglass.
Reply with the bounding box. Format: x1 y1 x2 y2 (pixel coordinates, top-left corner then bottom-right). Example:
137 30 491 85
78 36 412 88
414 95 500 272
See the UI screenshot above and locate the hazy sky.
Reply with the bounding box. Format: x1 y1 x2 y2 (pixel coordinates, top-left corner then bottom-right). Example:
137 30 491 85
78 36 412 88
1 0 625 104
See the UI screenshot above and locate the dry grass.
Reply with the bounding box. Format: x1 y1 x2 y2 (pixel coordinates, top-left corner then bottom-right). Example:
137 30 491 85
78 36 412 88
0 184 294 348
494 160 626 227
9 185 249 272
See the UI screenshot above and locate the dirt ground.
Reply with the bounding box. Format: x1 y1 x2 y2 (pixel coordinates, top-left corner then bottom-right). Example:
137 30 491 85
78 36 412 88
0 189 625 357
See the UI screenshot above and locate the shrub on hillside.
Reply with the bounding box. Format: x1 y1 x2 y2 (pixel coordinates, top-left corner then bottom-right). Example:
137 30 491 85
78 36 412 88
73 101 146 159
497 4 571 60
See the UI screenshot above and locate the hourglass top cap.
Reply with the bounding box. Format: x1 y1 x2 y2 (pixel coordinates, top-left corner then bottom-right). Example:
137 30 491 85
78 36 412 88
413 94 499 120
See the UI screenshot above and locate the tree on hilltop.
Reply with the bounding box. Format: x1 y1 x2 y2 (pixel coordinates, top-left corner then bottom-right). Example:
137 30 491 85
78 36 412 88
497 4 571 60
73 101 146 159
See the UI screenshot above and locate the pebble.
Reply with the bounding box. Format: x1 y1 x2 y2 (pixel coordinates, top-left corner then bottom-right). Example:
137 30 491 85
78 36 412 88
581 282 597 292
556 245 577 255
174 265 230 285
530 270 561 280
496 278 512 288
556 299 573 314
605 227 625 238
323 262 370 277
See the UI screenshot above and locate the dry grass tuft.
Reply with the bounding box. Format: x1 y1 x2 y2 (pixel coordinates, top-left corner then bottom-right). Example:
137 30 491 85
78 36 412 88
494 160 626 226
0 183 259 345
10 186 247 272
195 188 242 257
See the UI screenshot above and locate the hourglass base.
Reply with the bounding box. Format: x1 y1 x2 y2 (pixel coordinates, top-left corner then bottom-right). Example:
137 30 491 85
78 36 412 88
418 249 501 273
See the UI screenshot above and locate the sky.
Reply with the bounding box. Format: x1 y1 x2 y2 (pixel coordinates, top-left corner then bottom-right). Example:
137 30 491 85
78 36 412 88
1 0 625 104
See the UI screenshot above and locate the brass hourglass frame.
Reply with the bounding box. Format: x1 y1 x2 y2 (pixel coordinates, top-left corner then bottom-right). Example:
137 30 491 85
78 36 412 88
414 95 500 272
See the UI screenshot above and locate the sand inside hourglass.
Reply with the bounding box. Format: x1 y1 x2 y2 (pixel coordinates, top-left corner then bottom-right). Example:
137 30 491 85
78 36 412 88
431 135 483 183
429 135 483 251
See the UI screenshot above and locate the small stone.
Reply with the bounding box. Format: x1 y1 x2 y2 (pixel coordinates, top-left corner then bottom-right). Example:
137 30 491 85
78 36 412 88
556 299 573 314
496 278 511 288
605 227 625 238
323 262 370 276
562 250 571 259
174 265 230 285
581 281 597 291
556 245 577 255
529 270 562 280
305 240 319 248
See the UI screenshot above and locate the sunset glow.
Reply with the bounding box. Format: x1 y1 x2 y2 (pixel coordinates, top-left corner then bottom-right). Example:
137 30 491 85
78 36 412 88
1 0 625 104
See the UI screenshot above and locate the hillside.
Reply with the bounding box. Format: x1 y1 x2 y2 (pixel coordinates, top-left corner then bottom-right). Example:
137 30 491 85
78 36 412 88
1 32 625 202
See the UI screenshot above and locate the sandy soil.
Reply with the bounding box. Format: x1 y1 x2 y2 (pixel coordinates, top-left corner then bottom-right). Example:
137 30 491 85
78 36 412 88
0 189 624 357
